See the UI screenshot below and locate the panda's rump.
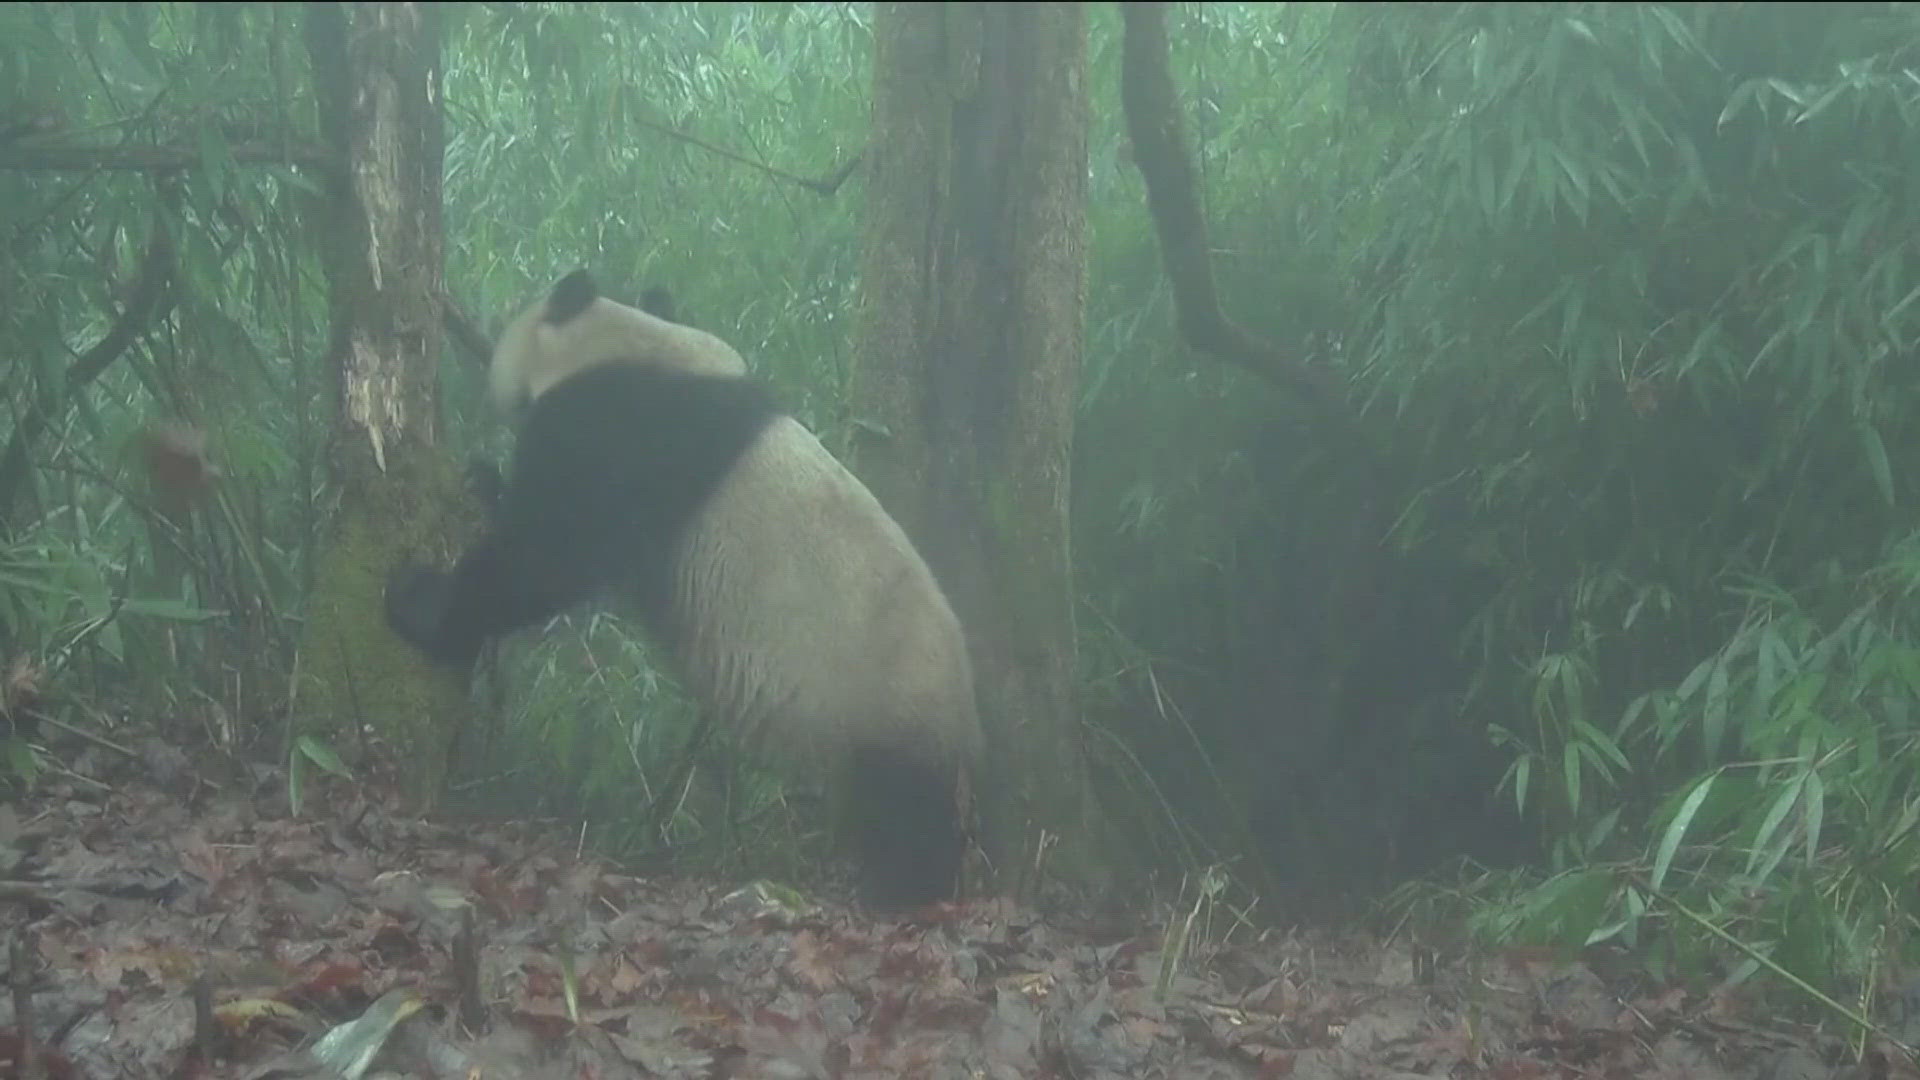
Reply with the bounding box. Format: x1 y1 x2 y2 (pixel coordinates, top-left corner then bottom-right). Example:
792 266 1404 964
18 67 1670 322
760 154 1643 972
666 419 977 765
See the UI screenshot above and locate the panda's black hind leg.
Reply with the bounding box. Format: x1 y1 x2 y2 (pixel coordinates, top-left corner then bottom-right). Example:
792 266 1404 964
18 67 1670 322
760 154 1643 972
845 742 966 912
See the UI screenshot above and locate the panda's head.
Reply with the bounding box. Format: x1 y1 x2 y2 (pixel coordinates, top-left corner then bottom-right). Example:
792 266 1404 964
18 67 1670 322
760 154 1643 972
488 269 748 416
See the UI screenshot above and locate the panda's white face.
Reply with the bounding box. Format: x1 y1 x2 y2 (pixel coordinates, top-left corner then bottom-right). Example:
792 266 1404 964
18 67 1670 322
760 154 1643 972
488 281 751 417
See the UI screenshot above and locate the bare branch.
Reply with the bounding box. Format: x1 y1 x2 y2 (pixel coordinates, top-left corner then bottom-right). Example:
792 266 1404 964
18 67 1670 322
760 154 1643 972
632 116 863 196
1117 1 1338 405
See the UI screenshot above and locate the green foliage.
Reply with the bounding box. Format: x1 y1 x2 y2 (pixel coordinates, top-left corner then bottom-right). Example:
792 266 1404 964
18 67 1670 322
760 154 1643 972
441 1 870 419
0 526 215 784
1588 542 1920 984
1289 0 1920 1002
1 2 325 743
0 526 218 683
1073 0 1920 1005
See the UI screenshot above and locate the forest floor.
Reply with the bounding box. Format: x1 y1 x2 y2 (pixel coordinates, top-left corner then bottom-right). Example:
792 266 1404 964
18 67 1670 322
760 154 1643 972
0 723 1909 1080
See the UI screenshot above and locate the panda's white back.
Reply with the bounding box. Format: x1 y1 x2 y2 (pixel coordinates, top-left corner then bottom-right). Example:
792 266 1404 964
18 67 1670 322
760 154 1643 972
665 416 982 771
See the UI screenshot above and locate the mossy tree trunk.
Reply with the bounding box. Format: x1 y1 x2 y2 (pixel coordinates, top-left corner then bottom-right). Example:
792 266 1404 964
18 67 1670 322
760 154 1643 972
299 2 470 807
853 2 1100 904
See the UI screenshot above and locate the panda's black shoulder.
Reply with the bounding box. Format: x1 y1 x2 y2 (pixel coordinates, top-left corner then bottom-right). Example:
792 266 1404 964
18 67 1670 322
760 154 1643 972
503 362 783 623
536 359 778 433
518 362 781 502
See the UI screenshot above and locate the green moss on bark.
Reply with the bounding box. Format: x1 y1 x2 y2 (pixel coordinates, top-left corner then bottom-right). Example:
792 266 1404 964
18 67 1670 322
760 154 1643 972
296 451 479 810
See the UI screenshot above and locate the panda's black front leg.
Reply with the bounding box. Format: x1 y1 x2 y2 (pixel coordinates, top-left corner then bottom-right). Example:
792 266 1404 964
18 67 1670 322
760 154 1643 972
386 369 666 674
384 540 517 674
384 530 599 674
384 561 464 666
384 458 527 670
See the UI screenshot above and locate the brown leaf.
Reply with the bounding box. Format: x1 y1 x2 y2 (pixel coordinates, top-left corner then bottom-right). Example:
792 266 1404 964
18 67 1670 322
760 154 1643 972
137 421 220 512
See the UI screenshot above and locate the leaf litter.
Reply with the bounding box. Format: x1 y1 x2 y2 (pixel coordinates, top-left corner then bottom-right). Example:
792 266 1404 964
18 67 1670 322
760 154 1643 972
0 733 1906 1079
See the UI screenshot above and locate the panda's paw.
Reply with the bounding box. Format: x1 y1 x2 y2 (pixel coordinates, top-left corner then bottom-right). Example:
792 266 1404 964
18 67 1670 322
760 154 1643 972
383 562 451 649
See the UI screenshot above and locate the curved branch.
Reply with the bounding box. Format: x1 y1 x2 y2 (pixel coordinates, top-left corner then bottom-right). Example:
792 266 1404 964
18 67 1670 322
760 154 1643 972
1118 1 1338 405
1118 2 1398 696
631 117 864 197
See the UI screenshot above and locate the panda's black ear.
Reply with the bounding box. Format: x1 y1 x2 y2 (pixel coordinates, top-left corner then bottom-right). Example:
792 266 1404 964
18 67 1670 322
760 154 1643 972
639 286 677 323
545 269 599 325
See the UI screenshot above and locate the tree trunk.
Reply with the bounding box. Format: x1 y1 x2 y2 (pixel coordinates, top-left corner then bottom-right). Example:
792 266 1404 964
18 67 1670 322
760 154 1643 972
299 1 467 806
854 2 1100 904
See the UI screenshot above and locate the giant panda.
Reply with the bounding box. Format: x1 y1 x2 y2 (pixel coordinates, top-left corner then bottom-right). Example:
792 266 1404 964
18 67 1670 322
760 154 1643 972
384 270 982 910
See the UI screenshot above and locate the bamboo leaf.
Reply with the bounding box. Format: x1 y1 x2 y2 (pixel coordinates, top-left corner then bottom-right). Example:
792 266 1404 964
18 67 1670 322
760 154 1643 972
1745 775 1803 875
1571 716 1629 772
1703 659 1730 755
1801 771 1824 868
1652 773 1716 889
1859 422 1896 507
1793 79 1848 126
296 735 354 780
1718 78 1762 128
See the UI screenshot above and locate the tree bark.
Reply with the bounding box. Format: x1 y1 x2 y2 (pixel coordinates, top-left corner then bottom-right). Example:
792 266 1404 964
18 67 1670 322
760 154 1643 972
300 1 467 806
854 1 1100 904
